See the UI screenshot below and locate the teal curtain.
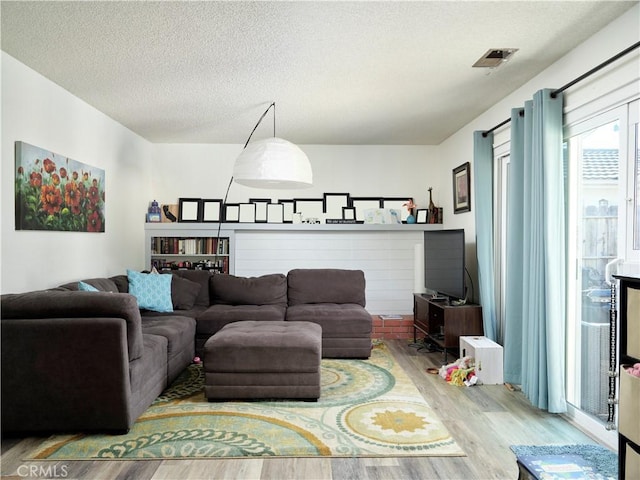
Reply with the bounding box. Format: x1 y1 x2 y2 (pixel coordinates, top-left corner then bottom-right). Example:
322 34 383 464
504 89 566 413
473 131 497 341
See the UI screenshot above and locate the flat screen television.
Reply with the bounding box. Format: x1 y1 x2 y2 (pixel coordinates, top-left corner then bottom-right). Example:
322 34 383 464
424 229 466 301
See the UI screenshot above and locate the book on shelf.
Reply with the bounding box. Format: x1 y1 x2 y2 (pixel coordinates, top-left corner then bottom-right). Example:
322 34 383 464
151 236 229 256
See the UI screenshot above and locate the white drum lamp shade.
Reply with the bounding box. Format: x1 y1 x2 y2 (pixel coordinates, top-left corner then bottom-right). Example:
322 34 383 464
233 137 313 189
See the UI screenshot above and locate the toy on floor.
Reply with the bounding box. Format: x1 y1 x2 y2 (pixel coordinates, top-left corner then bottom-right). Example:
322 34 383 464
438 356 478 386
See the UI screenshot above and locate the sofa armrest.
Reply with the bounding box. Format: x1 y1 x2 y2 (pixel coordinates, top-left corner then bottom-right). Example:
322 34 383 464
1 290 144 361
1 317 133 433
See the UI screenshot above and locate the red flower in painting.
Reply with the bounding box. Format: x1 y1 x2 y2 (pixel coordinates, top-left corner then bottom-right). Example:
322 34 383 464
43 158 56 174
51 173 60 186
64 181 81 208
87 210 102 232
29 172 42 188
40 185 62 215
88 186 100 206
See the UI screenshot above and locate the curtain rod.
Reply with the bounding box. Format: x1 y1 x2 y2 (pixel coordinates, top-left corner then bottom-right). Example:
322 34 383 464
482 41 640 138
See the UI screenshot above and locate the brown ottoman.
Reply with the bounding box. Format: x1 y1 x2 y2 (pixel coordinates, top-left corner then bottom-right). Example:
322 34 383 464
203 321 322 401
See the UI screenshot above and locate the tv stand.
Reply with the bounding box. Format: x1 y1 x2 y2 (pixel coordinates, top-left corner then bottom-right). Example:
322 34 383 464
412 293 483 362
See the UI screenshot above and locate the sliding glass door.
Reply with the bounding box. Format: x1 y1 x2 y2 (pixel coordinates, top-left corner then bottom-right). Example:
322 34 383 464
565 112 622 423
565 100 638 432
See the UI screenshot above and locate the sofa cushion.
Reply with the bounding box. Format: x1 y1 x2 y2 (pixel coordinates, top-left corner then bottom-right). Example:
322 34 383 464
78 281 99 292
210 273 287 306
170 275 201 310
127 269 173 313
196 304 287 336
287 269 366 307
285 303 372 336
111 271 205 310
166 270 211 307
60 277 119 293
110 274 129 293
142 315 196 384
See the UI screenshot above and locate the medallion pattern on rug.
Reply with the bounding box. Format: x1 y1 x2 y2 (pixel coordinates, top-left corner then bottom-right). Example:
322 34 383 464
30 343 465 459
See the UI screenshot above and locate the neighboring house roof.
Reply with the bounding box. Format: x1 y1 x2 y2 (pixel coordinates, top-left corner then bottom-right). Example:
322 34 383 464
583 149 618 180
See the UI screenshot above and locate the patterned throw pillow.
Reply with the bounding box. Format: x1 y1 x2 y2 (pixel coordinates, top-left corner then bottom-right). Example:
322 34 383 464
78 281 99 292
126 269 173 313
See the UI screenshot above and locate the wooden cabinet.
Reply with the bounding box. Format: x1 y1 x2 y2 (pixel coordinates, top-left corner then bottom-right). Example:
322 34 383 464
413 293 483 360
614 274 640 480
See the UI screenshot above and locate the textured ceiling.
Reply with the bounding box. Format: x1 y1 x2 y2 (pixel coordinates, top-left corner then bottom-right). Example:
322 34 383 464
1 1 637 145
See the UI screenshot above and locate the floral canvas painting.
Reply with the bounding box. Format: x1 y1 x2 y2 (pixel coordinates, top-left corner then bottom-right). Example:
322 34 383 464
15 142 105 232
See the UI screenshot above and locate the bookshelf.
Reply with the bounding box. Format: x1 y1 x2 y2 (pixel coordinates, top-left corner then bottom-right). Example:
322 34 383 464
145 224 234 274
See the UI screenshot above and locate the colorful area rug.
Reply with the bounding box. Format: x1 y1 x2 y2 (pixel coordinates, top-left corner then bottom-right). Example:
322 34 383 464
29 342 464 459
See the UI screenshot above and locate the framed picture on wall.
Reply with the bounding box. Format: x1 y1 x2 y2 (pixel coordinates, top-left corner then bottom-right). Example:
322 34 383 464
453 162 471 214
416 209 428 223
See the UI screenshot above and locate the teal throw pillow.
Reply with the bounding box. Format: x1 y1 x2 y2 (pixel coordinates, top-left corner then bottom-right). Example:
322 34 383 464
78 281 99 292
126 269 173 313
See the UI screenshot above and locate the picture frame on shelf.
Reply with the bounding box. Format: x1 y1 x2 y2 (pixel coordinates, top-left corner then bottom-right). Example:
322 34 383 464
343 207 356 221
324 193 350 219
239 203 256 223
351 197 382 222
416 209 428 223
294 198 324 222
178 198 202 222
201 199 222 222
267 203 284 223
279 199 295 223
223 204 240 222
382 197 413 222
453 162 471 214
250 198 271 223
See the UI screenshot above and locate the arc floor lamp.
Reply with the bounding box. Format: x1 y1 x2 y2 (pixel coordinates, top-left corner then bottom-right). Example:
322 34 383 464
232 102 313 189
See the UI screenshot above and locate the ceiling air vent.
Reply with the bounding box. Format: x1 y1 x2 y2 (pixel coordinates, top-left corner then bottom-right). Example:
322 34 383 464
473 48 518 68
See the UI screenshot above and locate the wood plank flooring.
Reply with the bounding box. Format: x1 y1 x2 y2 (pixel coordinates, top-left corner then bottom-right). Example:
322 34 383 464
1 340 607 480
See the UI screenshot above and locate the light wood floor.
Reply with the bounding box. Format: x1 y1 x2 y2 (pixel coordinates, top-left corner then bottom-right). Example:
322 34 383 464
1 339 606 480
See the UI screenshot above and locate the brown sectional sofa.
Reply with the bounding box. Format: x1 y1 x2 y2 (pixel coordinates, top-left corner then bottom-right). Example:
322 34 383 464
0 268 372 435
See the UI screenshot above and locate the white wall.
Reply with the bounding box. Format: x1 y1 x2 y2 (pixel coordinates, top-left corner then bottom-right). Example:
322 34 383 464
149 143 440 210
1 53 153 293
